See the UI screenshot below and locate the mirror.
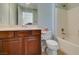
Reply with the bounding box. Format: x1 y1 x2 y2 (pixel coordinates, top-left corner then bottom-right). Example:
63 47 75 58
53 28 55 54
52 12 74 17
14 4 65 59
0 3 18 26
0 3 38 26
0 3 54 32
18 3 38 25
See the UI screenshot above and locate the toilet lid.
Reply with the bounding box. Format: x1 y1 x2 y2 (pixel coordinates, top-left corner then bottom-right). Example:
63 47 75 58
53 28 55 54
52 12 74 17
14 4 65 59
46 40 58 46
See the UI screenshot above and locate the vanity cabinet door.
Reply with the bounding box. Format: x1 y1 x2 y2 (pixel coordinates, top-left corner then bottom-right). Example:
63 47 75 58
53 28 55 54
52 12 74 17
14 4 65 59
0 40 8 54
0 39 8 55
7 38 23 55
0 40 3 54
27 35 41 55
24 37 28 54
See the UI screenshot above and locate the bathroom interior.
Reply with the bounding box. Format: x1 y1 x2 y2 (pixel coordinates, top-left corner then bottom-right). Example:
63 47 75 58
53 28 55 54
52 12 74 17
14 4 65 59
0 3 79 55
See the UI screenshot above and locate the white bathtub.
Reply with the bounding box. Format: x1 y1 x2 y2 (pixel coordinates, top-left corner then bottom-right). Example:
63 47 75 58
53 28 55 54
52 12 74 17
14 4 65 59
57 37 79 55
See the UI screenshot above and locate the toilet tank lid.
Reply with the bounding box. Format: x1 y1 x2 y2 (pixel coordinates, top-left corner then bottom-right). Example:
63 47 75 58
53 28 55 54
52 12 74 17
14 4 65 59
46 40 58 45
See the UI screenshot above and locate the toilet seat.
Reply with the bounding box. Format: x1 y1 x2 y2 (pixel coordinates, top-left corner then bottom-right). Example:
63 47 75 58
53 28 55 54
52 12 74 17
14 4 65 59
46 40 58 45
46 40 59 50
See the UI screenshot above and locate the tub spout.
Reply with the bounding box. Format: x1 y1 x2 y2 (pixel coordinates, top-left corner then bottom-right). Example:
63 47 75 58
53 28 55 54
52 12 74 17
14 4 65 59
62 33 66 35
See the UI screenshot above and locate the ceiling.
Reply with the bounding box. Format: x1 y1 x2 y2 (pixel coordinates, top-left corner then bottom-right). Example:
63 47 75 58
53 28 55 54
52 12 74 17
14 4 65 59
57 3 79 10
67 3 79 9
18 3 79 10
18 3 38 9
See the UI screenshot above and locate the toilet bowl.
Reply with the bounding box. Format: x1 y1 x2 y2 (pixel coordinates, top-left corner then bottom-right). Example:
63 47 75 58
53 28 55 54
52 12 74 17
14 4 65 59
46 40 59 55
46 40 59 50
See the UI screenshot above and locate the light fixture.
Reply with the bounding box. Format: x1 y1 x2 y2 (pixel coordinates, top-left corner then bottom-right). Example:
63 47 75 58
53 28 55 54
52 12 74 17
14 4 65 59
26 3 31 5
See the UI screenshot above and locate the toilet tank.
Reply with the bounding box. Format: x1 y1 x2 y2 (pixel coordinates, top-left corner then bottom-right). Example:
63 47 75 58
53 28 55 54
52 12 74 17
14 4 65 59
41 31 52 40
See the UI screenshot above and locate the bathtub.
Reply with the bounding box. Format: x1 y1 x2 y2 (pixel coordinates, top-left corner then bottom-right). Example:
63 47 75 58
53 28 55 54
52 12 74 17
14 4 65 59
57 37 79 55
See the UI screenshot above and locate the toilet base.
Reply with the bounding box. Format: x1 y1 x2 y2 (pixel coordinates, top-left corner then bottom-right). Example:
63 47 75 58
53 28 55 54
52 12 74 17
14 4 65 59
46 48 58 55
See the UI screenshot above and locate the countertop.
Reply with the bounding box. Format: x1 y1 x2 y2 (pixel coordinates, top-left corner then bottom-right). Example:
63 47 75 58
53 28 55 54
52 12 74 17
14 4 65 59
0 25 42 31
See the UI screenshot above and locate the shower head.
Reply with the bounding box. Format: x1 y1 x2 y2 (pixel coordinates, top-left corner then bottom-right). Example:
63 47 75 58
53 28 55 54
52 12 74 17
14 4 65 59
56 3 68 9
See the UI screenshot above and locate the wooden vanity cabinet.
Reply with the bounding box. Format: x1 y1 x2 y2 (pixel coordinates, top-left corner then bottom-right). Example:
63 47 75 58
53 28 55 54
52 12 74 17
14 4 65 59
0 31 14 55
7 38 23 55
25 35 41 55
0 39 5 55
0 30 41 55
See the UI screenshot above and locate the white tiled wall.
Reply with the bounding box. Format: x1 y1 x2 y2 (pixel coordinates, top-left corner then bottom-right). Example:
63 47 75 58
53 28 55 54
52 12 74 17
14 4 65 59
67 6 79 44
57 7 68 38
57 4 79 44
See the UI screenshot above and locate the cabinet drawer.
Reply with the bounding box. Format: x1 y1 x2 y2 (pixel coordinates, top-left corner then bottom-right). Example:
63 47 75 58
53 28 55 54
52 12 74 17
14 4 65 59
15 31 32 37
32 30 41 35
15 30 41 37
0 31 14 39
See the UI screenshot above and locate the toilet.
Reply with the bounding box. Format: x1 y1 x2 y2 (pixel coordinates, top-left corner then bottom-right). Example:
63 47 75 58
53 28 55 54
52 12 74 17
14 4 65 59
41 31 59 55
46 40 59 55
